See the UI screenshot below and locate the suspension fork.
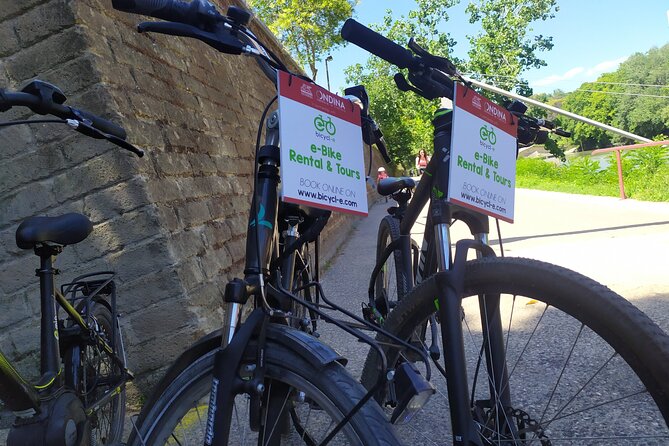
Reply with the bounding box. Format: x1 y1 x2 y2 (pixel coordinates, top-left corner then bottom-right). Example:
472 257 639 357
429 107 483 444
430 206 478 445
474 231 512 420
209 111 283 444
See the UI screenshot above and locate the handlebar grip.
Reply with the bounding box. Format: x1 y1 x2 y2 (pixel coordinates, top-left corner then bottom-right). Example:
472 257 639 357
554 128 571 138
112 0 195 24
341 19 417 69
76 109 127 140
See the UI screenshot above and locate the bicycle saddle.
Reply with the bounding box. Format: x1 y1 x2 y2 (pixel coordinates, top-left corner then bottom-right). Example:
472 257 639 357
377 177 416 196
16 213 93 250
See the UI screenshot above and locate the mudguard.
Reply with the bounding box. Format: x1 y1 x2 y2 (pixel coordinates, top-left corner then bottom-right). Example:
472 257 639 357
132 322 346 433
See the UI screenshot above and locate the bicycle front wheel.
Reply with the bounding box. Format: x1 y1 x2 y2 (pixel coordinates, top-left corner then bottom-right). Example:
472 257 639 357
130 338 401 445
361 257 669 445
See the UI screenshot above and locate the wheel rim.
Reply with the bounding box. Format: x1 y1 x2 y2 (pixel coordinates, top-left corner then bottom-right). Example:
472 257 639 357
378 232 400 311
150 361 364 445
385 291 669 445
83 308 123 445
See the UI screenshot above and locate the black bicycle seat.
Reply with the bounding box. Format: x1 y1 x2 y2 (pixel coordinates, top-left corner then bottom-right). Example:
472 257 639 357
377 177 416 196
16 213 93 250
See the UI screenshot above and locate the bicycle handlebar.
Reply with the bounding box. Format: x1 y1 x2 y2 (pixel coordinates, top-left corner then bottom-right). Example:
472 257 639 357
340 19 417 70
0 91 127 139
112 0 206 26
0 82 144 157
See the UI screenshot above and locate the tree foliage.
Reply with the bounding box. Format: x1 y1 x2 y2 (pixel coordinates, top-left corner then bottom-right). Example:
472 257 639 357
344 0 458 167
555 44 669 150
345 0 559 167
465 0 557 96
247 0 356 80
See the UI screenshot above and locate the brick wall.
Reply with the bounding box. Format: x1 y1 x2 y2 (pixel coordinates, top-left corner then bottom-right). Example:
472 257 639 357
0 0 385 391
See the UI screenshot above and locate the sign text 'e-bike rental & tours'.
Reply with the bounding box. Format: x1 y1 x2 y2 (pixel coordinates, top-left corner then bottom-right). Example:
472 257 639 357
277 71 368 216
448 83 518 223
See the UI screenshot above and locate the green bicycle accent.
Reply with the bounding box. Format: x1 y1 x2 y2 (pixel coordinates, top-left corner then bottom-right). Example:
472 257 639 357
314 114 336 136
33 367 62 390
249 204 273 229
432 186 444 199
434 109 452 118
479 125 497 144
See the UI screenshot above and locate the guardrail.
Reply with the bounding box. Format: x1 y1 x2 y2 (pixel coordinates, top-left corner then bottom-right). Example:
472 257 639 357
592 139 669 199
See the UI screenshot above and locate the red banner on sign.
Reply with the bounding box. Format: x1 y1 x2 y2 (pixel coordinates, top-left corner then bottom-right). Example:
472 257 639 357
278 71 361 126
455 85 517 137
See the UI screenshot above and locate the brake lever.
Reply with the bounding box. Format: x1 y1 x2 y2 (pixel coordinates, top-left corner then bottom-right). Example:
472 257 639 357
66 120 144 157
137 21 244 55
407 38 459 76
393 73 424 96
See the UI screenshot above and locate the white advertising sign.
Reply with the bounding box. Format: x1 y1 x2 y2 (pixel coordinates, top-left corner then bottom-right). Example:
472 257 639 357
448 83 518 223
277 71 368 216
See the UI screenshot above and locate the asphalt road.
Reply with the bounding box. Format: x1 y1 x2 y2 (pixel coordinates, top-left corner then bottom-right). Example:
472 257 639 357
318 188 669 444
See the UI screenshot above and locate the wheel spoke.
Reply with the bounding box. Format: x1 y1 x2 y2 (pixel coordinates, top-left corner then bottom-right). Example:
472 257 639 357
538 324 585 426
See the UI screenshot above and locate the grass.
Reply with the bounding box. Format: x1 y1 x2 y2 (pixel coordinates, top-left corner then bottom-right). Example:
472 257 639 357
516 149 669 202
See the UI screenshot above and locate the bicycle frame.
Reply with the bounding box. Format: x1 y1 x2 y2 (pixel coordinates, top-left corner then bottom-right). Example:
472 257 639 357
204 96 434 444
0 248 128 418
370 107 512 445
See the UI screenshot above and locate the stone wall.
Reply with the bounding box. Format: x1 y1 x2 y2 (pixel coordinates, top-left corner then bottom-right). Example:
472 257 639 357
0 0 386 390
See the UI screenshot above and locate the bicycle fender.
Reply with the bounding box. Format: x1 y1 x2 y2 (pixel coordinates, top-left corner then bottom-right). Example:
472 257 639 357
142 323 345 405
268 323 347 368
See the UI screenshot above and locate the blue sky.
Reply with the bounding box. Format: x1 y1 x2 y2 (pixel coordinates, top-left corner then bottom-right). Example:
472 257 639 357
317 0 669 95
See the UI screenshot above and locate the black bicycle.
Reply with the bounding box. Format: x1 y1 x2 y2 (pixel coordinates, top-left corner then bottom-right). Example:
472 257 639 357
110 1 423 445
340 19 669 445
0 80 141 445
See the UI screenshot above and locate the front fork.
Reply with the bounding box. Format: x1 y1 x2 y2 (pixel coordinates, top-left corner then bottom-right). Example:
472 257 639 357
433 219 510 445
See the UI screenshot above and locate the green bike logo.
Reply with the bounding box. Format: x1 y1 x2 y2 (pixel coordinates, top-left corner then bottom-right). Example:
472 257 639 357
314 114 336 136
479 125 497 144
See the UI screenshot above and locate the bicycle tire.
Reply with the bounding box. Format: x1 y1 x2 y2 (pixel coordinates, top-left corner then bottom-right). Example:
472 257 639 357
129 337 401 445
375 215 411 314
361 256 669 444
79 301 125 445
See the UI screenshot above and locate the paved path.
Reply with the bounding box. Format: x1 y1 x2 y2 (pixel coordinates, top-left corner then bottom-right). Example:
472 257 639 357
318 188 669 442
321 188 669 370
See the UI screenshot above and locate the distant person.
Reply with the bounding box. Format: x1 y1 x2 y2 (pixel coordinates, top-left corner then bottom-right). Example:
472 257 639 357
376 166 388 183
377 166 389 201
415 149 430 175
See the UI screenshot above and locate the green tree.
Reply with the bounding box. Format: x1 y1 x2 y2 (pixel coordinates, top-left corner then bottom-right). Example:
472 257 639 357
560 72 622 150
247 0 356 80
559 44 669 150
345 0 559 167
465 0 558 96
345 0 458 167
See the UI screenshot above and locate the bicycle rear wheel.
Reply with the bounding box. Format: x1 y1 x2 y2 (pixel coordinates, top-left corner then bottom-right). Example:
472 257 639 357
80 301 125 445
375 215 411 315
130 337 401 445
361 257 669 445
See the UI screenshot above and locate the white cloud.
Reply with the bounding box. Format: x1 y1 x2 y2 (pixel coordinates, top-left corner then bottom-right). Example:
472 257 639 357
585 57 628 76
563 67 585 79
532 57 628 88
533 66 584 87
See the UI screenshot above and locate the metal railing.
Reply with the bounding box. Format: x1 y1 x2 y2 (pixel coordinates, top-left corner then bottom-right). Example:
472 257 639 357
592 139 669 199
